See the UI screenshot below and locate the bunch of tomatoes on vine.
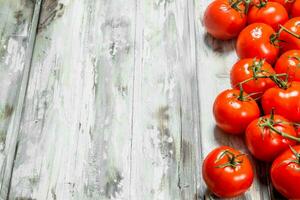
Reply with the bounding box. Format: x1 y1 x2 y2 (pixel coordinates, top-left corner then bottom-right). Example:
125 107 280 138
202 0 300 198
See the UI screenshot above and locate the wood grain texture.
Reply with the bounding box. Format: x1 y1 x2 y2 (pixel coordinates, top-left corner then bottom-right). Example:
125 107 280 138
9 0 136 199
0 0 41 199
130 0 201 199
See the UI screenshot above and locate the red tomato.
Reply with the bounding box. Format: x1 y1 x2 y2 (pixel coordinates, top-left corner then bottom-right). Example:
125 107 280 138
203 0 247 40
236 23 279 64
245 114 298 162
271 146 300 199
213 89 260 134
230 58 276 98
269 0 293 12
274 50 300 82
248 2 288 31
262 81 300 122
202 146 254 198
291 0 300 17
278 17 300 53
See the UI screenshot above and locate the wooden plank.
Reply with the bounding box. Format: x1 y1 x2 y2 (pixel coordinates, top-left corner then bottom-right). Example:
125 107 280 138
194 0 271 199
130 0 201 199
9 0 136 199
0 0 41 198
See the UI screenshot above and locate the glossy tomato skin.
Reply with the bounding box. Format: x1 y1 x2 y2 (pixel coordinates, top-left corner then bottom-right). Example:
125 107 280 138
230 58 276 98
213 89 260 134
274 50 300 82
279 17 300 53
291 0 300 17
271 146 300 199
245 114 297 162
269 0 293 12
204 0 246 40
262 81 300 122
248 2 288 31
236 23 279 64
202 146 254 198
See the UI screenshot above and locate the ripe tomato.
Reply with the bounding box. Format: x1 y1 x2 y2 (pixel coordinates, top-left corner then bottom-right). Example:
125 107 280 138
203 0 247 40
245 113 298 162
274 50 300 82
269 0 293 12
291 0 300 17
230 58 276 99
213 89 260 134
271 146 300 199
202 146 254 198
278 17 300 53
248 2 288 31
262 81 300 122
236 23 279 64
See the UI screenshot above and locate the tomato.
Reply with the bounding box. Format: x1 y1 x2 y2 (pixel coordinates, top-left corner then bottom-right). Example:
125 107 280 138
269 0 293 12
245 113 298 162
213 89 260 134
262 81 300 122
271 146 300 199
236 23 279 64
230 58 276 99
274 50 300 82
248 2 288 31
291 0 300 17
202 146 254 198
203 0 247 40
278 17 300 53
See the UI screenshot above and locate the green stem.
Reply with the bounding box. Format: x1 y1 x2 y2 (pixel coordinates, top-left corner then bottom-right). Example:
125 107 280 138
268 125 300 142
279 25 300 39
259 114 300 143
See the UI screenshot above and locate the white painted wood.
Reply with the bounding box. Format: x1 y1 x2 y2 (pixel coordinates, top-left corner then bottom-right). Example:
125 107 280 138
9 0 136 199
130 0 201 199
0 0 41 199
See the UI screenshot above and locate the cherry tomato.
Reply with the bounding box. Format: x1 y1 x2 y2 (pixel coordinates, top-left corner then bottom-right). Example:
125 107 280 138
248 2 288 31
278 17 300 53
213 89 260 134
230 58 276 99
236 23 279 64
269 0 293 12
245 113 297 162
291 0 300 17
262 81 300 122
204 0 247 40
202 146 254 198
274 50 300 82
271 146 300 199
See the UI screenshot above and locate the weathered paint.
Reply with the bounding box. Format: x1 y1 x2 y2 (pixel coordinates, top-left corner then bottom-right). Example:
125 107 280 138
0 0 41 199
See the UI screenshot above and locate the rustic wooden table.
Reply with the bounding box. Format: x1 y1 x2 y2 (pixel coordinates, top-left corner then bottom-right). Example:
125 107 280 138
0 0 286 199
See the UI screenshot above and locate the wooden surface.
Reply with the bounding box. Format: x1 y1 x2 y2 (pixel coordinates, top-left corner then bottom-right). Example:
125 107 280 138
0 0 285 199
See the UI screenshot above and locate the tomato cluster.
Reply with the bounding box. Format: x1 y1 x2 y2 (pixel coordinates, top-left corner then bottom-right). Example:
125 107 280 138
203 0 300 198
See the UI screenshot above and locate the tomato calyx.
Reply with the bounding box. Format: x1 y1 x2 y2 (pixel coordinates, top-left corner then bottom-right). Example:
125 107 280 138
215 150 245 168
229 0 245 12
258 109 300 142
228 0 250 14
236 84 252 101
236 58 289 92
288 146 300 165
255 0 267 8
